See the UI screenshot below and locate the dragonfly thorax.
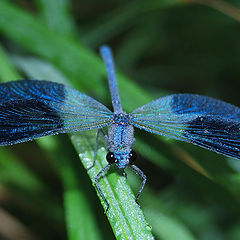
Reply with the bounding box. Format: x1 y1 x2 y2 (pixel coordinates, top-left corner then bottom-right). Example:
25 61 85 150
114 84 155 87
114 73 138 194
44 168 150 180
113 113 130 125
108 114 135 168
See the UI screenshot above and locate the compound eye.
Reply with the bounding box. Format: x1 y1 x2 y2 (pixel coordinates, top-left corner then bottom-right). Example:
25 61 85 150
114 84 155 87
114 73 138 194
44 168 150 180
106 152 115 164
129 151 137 164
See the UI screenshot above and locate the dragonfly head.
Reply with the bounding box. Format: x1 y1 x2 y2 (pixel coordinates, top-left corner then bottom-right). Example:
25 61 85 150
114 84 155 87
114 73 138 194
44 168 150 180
106 151 137 169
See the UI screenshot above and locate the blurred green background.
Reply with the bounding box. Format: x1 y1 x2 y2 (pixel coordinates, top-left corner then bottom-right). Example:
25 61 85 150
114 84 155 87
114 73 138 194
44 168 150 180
0 0 240 240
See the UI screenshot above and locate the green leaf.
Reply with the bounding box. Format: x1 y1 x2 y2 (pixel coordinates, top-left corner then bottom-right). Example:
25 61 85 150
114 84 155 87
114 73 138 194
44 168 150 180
38 135 104 240
0 44 20 81
0 147 46 192
145 208 197 240
71 131 154 240
36 0 76 35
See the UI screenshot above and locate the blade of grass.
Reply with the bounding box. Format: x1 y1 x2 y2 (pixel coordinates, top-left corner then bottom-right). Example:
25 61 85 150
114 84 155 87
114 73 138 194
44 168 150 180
144 208 196 240
0 1 107 94
38 136 105 240
0 148 46 193
0 149 64 229
127 165 197 240
0 44 20 81
11 55 68 84
36 0 76 35
71 131 154 240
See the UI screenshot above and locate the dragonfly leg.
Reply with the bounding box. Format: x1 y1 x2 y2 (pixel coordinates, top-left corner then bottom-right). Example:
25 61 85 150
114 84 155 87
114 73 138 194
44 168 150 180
130 164 147 206
94 164 111 212
87 129 109 170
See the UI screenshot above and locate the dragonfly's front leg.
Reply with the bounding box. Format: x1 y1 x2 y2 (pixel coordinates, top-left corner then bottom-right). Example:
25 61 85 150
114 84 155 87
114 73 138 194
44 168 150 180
94 163 111 212
87 128 109 170
130 164 147 206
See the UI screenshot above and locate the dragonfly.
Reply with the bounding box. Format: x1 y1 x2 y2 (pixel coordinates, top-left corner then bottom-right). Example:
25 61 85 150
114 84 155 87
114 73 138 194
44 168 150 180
0 46 239 211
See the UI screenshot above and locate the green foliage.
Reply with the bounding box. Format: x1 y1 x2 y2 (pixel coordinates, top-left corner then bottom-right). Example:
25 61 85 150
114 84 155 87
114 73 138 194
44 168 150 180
0 0 240 239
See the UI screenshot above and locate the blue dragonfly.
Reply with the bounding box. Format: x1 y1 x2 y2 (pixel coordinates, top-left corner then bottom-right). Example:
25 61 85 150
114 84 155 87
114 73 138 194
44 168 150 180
0 45 240 210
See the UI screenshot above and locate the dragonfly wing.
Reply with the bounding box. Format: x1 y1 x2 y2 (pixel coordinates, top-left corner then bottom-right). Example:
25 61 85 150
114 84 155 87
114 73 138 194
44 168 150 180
0 80 113 145
130 94 240 159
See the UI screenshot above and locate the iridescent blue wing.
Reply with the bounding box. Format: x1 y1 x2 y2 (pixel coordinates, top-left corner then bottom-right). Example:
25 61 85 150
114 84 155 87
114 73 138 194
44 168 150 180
130 94 240 159
0 80 113 145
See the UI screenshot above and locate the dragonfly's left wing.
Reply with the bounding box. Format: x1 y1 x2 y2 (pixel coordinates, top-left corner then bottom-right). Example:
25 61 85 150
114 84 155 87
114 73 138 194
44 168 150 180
130 94 240 159
0 80 113 145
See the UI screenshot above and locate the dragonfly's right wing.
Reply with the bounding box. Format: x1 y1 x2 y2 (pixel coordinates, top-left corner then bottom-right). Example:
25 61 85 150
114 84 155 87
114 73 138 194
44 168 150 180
0 80 113 145
130 94 240 160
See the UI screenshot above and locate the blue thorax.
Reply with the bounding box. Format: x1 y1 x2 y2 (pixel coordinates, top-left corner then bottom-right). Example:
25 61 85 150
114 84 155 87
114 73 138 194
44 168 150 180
108 113 135 168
